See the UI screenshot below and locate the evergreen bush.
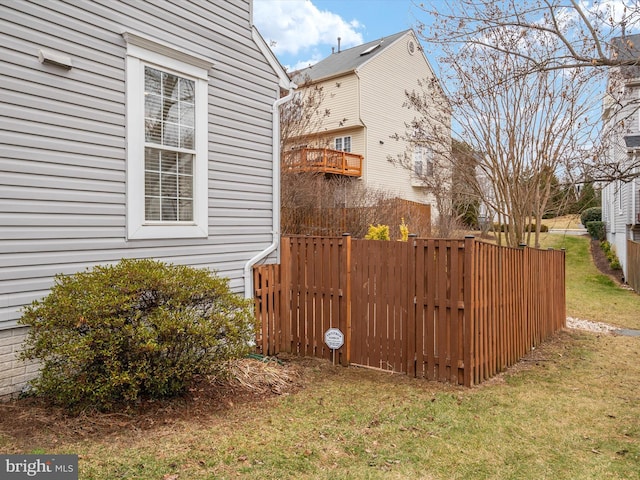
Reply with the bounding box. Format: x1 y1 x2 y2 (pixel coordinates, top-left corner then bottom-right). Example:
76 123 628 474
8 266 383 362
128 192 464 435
586 221 606 241
580 207 602 226
19 259 256 411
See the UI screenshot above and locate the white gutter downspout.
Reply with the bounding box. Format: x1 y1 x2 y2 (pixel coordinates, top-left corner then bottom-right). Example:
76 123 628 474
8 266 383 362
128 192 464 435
244 87 295 298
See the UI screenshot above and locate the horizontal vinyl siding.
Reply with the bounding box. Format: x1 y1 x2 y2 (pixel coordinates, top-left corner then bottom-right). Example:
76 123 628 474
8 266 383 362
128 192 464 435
311 128 366 158
358 33 443 205
314 75 361 133
0 0 280 329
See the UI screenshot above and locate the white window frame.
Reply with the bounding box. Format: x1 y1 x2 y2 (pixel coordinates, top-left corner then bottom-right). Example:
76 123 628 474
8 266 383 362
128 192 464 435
618 180 624 214
413 145 434 178
335 136 351 153
124 31 212 240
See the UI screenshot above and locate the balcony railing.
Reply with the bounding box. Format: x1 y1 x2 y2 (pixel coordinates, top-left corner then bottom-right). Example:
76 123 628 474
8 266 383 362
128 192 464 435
284 148 363 177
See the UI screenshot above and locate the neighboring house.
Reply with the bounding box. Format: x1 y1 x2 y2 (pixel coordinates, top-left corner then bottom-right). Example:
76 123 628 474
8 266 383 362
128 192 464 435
0 0 293 397
285 29 450 214
601 33 640 282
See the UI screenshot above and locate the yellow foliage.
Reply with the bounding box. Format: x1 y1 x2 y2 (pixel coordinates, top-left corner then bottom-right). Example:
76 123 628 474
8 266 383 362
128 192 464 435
365 224 390 241
399 217 409 241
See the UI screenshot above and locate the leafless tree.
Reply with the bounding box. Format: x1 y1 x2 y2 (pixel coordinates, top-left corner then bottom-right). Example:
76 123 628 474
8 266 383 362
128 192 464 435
417 0 639 71
399 9 601 246
279 75 331 158
387 73 461 238
416 0 640 183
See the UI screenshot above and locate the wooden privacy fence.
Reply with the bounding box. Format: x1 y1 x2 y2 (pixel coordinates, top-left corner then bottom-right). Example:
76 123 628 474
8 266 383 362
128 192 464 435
627 239 640 293
254 236 565 386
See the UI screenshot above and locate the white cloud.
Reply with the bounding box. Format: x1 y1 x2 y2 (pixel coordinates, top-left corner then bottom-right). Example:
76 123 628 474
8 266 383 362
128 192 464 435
253 0 364 58
579 0 639 28
289 53 326 72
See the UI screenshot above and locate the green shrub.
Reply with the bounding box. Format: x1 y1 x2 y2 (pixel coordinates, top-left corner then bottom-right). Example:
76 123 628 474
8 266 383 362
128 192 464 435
580 207 602 226
19 259 256 412
526 224 549 233
600 241 622 270
365 224 390 240
586 221 606 240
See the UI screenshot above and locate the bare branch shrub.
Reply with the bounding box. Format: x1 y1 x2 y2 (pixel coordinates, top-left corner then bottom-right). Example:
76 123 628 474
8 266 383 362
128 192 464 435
281 172 431 239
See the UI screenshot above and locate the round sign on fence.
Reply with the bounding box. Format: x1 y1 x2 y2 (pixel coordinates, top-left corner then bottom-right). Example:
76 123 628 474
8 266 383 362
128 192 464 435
324 328 344 350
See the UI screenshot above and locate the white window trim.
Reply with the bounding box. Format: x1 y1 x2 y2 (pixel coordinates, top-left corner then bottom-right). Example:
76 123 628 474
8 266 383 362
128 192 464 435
618 180 624 214
123 31 213 239
335 135 351 153
412 145 434 186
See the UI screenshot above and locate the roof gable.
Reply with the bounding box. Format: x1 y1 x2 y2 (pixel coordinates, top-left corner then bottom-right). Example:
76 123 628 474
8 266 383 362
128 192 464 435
612 33 640 79
293 30 412 82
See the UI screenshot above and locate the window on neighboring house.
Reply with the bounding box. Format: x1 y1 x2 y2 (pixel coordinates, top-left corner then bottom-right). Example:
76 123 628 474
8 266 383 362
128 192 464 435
123 32 213 239
335 136 351 152
618 180 623 213
413 146 434 178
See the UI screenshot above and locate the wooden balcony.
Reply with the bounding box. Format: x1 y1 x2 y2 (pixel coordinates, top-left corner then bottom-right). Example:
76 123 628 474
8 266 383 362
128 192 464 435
284 148 363 177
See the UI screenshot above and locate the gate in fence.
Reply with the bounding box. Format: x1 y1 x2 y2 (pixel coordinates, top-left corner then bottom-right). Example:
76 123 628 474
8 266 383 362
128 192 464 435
253 235 565 386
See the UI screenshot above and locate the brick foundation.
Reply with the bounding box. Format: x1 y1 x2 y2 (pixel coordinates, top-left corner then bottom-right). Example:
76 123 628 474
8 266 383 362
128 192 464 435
0 327 39 399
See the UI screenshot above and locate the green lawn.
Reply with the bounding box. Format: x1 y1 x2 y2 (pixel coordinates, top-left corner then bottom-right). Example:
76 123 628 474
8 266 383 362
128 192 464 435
541 233 640 329
1 234 639 479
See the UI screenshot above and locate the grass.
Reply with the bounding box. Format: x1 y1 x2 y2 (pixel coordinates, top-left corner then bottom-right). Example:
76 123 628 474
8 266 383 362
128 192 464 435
540 233 640 329
1 234 640 479
542 213 583 230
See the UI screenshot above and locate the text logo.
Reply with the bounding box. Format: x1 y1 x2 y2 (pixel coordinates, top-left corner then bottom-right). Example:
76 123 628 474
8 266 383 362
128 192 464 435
0 455 78 479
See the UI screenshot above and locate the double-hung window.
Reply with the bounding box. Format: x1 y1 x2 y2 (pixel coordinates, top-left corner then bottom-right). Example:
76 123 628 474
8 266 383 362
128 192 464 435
335 136 351 153
413 145 434 178
124 31 212 239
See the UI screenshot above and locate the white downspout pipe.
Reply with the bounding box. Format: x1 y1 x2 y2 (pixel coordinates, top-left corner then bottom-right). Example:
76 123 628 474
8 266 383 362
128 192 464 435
244 87 295 298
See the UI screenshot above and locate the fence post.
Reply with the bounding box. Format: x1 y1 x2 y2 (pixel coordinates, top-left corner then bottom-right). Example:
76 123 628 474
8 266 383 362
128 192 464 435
463 235 475 387
342 233 352 366
407 234 418 377
280 236 291 353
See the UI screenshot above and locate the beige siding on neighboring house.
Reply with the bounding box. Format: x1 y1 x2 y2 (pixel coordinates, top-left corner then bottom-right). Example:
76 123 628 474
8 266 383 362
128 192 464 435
358 33 440 205
313 74 362 134
312 128 365 158
287 30 448 217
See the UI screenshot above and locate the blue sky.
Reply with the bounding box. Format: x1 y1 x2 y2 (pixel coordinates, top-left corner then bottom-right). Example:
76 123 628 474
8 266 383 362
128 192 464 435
253 0 426 71
253 0 637 76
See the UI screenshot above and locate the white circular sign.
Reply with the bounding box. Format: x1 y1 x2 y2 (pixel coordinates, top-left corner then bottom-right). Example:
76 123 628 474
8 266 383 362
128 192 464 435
324 328 344 349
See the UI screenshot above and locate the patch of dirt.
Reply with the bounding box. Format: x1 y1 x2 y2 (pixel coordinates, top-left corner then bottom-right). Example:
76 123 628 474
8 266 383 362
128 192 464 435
590 238 626 285
0 358 307 452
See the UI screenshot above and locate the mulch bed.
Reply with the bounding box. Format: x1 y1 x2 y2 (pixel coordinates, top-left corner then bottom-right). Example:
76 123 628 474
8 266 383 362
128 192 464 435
590 238 626 284
0 358 307 452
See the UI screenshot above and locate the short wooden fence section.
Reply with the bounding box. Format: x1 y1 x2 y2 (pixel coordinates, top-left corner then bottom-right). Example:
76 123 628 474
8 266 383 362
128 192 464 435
627 239 640 293
254 236 565 386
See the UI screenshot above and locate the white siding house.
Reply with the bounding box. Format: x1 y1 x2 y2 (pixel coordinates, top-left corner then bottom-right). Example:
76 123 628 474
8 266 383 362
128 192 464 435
0 0 292 397
602 33 640 282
